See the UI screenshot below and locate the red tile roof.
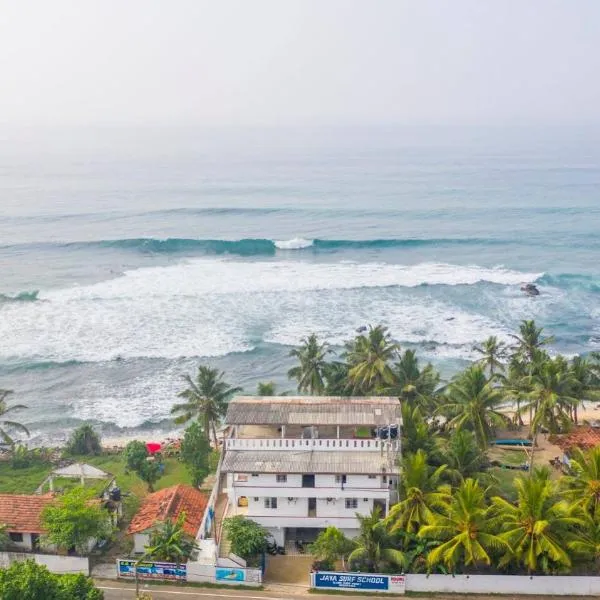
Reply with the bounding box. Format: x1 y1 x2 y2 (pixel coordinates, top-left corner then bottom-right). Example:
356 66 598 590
554 426 600 452
127 485 208 537
0 493 55 533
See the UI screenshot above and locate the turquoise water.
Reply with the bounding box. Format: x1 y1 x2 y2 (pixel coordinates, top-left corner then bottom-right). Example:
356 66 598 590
0 126 599 443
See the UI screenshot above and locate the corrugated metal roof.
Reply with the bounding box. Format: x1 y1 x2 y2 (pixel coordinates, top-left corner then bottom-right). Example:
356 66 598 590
221 450 398 474
225 396 401 426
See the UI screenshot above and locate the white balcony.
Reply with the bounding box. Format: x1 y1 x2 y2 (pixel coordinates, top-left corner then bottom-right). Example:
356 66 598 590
225 437 400 452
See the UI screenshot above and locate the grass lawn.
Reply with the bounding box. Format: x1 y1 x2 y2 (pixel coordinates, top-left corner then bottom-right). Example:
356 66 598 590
489 466 519 501
83 454 192 498
0 461 53 494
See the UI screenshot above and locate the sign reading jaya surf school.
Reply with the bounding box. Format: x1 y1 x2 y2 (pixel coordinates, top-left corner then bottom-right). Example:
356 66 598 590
314 572 405 594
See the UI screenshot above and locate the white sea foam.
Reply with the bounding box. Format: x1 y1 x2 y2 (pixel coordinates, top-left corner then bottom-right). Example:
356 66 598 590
274 237 314 249
0 258 541 364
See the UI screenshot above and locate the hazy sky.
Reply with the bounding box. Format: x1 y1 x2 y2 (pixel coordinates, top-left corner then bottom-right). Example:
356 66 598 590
1 0 599 127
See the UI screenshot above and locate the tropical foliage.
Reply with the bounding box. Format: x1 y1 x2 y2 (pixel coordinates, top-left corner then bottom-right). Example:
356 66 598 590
66 424 102 456
222 516 269 562
145 514 198 563
0 389 29 446
281 319 600 576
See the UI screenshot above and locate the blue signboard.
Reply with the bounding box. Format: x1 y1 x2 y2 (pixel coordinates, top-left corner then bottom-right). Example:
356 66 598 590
314 572 405 594
118 560 187 581
215 568 245 582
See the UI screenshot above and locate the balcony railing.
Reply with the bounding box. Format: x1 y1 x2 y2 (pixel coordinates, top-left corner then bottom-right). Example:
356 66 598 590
225 437 400 452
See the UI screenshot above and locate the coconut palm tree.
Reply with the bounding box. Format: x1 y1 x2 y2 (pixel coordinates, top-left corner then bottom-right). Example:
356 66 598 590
474 336 508 378
569 355 600 425
0 390 29 446
567 510 600 572
345 325 399 394
419 478 508 572
287 334 332 394
323 361 351 396
492 472 579 574
561 446 600 516
499 356 531 426
387 349 440 409
386 450 451 535
440 430 489 485
523 357 577 436
510 320 554 365
401 404 438 456
171 366 241 447
348 507 406 573
440 366 509 451
146 514 199 563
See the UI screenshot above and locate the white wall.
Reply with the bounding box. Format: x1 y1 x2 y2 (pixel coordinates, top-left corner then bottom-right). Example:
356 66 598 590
0 552 89 575
317 497 373 519
133 533 150 554
7 532 34 551
247 495 307 518
266 527 285 546
406 574 600 596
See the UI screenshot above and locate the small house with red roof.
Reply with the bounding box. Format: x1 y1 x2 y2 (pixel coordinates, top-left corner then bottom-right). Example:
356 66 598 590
0 493 56 551
127 484 208 554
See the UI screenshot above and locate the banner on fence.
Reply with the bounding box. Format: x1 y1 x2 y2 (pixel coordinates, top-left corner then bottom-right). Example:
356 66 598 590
117 559 187 581
215 567 245 582
313 571 405 594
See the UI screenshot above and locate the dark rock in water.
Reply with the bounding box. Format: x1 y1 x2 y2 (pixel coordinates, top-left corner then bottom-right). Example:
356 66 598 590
521 283 540 296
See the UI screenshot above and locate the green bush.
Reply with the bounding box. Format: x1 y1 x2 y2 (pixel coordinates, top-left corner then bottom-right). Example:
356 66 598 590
66 425 102 456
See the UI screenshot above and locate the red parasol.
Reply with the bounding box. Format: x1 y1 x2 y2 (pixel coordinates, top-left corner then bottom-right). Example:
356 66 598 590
146 442 162 454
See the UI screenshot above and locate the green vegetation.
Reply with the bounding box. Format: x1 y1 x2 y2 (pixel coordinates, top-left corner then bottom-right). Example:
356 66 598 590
171 365 241 447
0 560 103 600
123 440 162 492
145 513 199 563
85 453 191 496
222 515 268 563
179 422 211 487
0 461 52 493
284 319 600 575
41 487 112 554
65 424 102 456
0 389 29 446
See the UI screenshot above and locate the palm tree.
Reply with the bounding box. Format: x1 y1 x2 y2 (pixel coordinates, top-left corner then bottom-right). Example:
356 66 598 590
145 514 199 563
474 336 508 379
441 366 509 451
345 325 399 394
492 472 579 574
567 510 600 572
401 404 438 456
0 390 29 446
510 320 554 365
387 349 440 409
287 334 332 394
440 430 489 484
348 507 406 573
561 446 600 516
386 450 451 535
171 366 241 447
524 357 577 435
419 478 508 572
569 356 600 425
500 356 531 427
323 361 351 396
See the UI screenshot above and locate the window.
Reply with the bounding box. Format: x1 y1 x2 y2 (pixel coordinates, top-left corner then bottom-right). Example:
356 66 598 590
9 532 23 543
276 474 287 483
335 474 347 484
264 497 278 509
345 498 358 509
368 474 376 479
251 473 259 477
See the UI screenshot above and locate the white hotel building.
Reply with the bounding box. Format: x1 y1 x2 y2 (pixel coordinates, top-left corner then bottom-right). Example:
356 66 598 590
220 396 401 547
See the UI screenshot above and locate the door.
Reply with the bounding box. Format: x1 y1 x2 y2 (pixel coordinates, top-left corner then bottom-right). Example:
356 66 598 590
308 497 317 517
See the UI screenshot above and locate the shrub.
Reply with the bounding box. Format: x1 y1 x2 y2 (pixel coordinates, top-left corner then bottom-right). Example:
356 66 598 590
66 425 102 456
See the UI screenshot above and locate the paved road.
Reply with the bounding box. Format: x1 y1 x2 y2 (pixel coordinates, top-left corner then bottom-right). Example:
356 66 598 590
98 583 347 600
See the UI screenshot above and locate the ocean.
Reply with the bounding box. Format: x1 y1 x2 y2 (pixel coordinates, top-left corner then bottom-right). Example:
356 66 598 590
0 125 599 445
